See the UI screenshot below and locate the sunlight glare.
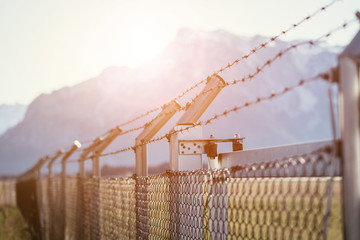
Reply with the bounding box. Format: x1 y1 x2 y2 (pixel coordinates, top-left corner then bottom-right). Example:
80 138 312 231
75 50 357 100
122 27 164 66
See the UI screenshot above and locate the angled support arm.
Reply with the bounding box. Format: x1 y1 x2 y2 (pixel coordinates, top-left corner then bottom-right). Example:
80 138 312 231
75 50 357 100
135 100 180 176
170 74 226 171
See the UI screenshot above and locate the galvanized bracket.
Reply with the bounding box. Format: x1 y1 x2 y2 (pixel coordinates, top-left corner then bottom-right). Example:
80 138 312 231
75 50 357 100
178 137 245 156
177 136 245 169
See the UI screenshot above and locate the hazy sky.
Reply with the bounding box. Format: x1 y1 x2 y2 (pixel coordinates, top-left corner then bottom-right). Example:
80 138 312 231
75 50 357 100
0 0 359 105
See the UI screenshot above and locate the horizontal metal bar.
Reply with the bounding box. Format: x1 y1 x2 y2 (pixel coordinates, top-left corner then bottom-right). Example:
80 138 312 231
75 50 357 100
219 140 339 177
179 137 245 143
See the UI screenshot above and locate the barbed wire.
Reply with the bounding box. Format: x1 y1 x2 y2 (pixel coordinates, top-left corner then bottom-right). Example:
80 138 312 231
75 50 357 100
96 74 325 159
27 0 348 169
213 0 340 74
57 15 355 165
89 0 340 131
26 16 354 173
122 17 355 133
227 19 356 87
95 17 355 148
169 0 339 101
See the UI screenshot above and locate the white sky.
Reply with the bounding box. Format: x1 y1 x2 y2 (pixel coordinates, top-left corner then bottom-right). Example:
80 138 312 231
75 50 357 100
0 0 359 104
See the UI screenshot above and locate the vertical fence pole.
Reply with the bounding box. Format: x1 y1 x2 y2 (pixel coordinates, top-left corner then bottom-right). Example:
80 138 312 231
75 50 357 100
339 30 360 240
76 137 103 240
46 151 63 240
76 158 85 239
60 157 67 240
47 157 54 240
59 141 81 240
92 127 122 240
76 139 97 240
74 129 121 240
91 154 101 240
36 156 50 240
134 101 179 238
36 161 43 240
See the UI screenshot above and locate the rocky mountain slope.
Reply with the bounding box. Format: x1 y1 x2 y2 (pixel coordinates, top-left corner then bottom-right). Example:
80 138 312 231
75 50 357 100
0 104 27 136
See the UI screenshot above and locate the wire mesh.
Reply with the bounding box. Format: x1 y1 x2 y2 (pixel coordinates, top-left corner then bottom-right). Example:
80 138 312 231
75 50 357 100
0 179 16 206
65 176 78 239
16 147 343 239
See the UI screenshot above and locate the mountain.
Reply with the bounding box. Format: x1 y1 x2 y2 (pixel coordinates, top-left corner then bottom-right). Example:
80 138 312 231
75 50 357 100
0 104 27 136
0 28 340 175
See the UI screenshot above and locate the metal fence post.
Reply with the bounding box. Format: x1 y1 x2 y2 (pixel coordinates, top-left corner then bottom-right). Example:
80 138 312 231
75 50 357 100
59 141 81 240
76 139 99 240
134 100 179 238
36 155 50 240
35 158 48 240
46 151 63 240
74 128 121 240
170 74 225 171
76 138 103 240
339 30 360 240
76 157 85 240
91 154 101 240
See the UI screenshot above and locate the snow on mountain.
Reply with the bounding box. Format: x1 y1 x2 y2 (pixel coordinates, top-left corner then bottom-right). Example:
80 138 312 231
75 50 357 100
0 104 27 136
0 28 341 175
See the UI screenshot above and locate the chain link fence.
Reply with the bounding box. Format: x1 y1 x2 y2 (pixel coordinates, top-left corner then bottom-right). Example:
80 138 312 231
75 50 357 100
16 146 343 239
0 179 16 206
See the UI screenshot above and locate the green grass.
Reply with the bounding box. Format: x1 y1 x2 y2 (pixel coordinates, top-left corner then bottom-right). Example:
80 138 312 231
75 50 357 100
0 205 31 240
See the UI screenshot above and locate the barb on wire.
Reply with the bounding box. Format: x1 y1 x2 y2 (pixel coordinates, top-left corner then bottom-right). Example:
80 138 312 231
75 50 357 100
117 107 161 128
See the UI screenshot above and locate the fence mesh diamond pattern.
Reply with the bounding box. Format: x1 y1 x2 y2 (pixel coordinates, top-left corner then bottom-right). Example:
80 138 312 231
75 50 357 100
16 147 343 239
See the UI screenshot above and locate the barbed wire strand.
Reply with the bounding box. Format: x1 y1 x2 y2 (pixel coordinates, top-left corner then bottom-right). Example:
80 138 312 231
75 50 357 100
56 17 355 165
106 17 356 141
27 15 354 174
87 0 340 132
107 17 356 140
95 74 325 160
31 1 348 169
